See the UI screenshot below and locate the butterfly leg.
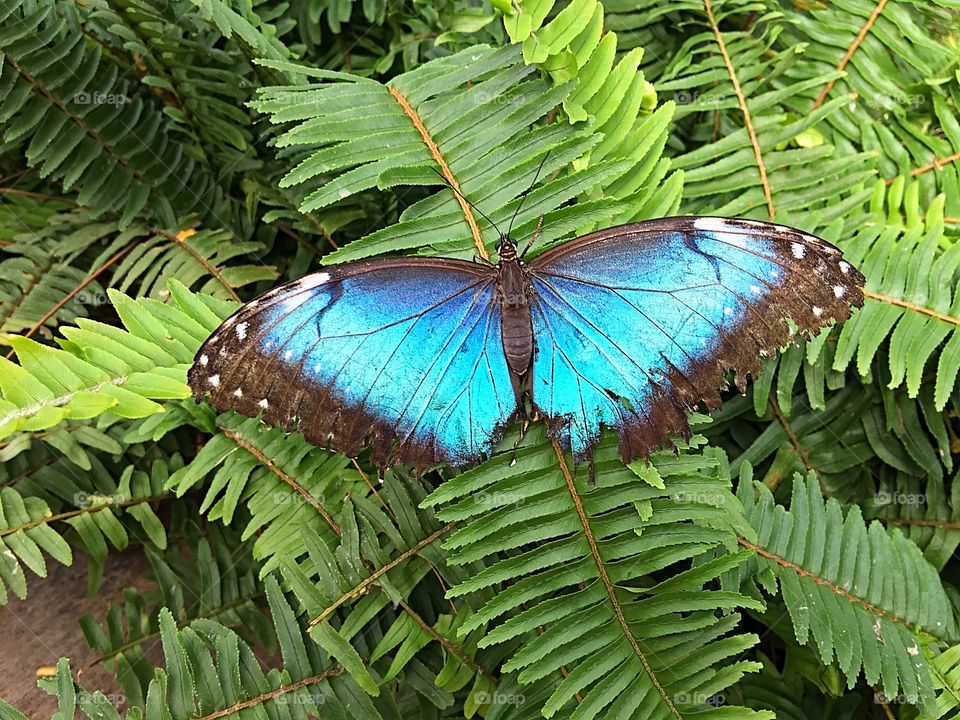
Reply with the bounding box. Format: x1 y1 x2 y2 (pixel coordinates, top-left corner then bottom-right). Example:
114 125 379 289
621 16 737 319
507 375 532 466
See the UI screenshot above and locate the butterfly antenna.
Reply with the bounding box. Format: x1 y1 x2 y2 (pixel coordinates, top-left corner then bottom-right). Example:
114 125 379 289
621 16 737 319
508 149 551 241
429 166 504 238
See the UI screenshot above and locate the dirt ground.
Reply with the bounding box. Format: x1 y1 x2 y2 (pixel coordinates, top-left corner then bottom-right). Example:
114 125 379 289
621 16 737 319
0 550 154 718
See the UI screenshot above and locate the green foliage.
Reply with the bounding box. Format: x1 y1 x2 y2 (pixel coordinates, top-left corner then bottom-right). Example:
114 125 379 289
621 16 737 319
1 0 959 717
736 469 956 706
424 430 770 719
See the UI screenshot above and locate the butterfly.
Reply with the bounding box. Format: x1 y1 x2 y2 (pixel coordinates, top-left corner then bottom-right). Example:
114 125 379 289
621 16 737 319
188 216 864 471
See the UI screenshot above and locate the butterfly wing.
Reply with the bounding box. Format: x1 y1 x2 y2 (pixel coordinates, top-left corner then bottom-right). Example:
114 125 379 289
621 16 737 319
188 258 518 470
526 216 865 461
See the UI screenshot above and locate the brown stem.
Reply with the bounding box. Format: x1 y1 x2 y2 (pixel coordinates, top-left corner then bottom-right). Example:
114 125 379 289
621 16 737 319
704 0 775 220
387 86 487 259
308 523 455 627
552 440 682 718
811 0 889 110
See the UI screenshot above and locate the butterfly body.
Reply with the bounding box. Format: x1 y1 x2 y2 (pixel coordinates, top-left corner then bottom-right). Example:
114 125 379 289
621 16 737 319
190 217 865 471
495 242 535 383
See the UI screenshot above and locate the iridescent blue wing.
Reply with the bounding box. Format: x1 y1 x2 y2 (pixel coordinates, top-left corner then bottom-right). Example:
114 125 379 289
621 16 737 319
527 216 865 461
188 258 518 470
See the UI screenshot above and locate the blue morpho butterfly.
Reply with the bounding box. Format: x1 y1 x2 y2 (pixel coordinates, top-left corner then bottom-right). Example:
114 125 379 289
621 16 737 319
189 214 864 472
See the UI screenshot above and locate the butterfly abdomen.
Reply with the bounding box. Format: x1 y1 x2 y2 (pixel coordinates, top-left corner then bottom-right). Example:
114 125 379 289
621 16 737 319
497 257 534 380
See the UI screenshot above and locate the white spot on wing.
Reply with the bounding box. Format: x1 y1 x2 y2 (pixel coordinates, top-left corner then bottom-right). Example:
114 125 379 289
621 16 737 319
284 350 293 360
299 272 331 290
812 306 823 317
208 374 220 387
694 217 730 232
723 307 733 316
233 388 243 398
693 217 749 248
839 260 851 274
199 354 208 366
791 242 805 259
236 322 248 340
258 398 269 409
834 285 845 298
750 284 761 295
282 273 331 311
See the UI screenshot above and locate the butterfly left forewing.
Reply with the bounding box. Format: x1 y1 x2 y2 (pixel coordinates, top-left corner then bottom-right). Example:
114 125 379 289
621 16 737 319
526 216 865 462
189 258 519 471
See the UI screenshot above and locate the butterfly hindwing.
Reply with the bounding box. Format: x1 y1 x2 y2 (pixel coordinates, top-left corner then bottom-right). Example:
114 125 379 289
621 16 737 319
188 258 518 470
527 216 865 461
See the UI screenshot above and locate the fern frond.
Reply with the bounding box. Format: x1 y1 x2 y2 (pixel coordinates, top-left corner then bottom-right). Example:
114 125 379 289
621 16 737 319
777 0 960 205
830 183 960 410
0 280 227 441
253 42 675 263
78 523 270 707
616 0 876 226
736 469 957 709
0 0 218 227
38 578 383 719
424 432 769 720
926 643 960 719
0 210 99 337
0 454 169 604
166 412 354 558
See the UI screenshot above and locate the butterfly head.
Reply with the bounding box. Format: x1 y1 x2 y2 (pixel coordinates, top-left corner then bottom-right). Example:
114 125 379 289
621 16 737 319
496 234 518 262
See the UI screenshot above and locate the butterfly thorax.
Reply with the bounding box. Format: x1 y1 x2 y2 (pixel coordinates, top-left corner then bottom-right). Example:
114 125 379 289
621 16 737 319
496 249 534 383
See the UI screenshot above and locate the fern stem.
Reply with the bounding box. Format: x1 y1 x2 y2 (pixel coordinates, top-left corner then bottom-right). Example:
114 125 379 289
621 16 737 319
0 188 78 205
6 240 138 359
307 522 455 627
703 0 775 221
167 228 241 302
2 57 148 185
886 149 960 184
194 668 345 720
877 690 897 720
810 0 890 111
0 493 172 538
767 397 819 481
78 592 265 675
551 440 682 719
396 598 498 683
386 85 488 259
219 425 340 534
737 536 938 639
863 290 960 326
